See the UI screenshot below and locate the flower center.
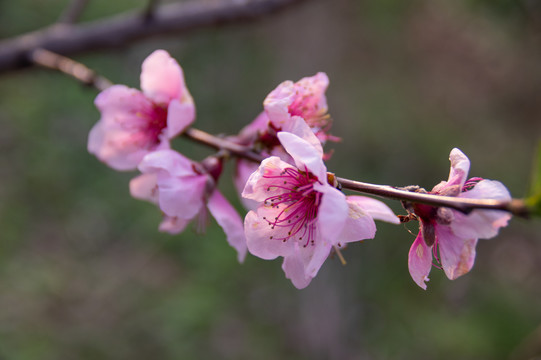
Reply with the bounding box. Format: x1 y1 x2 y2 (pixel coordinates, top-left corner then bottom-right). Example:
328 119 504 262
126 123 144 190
462 177 483 192
262 167 322 247
144 104 168 147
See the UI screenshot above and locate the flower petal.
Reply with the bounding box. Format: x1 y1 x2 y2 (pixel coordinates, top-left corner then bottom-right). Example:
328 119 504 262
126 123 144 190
165 99 195 139
264 80 295 129
242 156 294 202
433 148 471 193
282 248 313 289
159 216 190 234
277 132 327 181
346 196 400 224
451 180 512 239
138 149 196 179
89 85 155 170
158 175 207 220
337 200 377 244
129 173 159 204
281 116 324 157
408 232 433 290
244 209 294 260
314 183 348 245
436 225 478 280
235 159 260 210
207 190 247 263
140 50 184 105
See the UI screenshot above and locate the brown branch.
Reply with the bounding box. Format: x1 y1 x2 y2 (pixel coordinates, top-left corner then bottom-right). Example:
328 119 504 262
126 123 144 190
0 0 309 73
30 48 112 91
58 0 91 24
184 127 531 217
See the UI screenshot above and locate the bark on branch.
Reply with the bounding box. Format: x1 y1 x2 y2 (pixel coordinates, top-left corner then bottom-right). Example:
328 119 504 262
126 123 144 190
0 0 307 73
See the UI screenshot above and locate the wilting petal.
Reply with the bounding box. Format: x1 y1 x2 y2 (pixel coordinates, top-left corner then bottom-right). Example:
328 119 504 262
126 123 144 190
408 233 433 290
436 225 477 280
130 173 159 204
278 132 327 181
433 148 471 193
140 50 184 105
346 196 400 224
207 190 247 262
451 180 512 239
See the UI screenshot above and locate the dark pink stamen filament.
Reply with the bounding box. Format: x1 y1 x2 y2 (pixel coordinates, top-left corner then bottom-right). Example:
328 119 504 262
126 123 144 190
262 167 322 247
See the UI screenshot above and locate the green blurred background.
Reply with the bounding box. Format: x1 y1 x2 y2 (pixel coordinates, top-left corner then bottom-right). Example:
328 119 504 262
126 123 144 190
1 0 540 359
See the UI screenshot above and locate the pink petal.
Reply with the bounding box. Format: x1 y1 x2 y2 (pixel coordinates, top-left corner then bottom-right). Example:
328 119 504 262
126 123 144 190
436 225 478 280
433 148 471 193
158 175 207 220
282 248 313 289
337 200 377 244
244 209 295 260
159 216 190 234
242 156 294 202
277 132 327 182
129 173 159 204
207 190 247 263
140 50 185 105
304 237 333 280
281 116 324 157
238 111 270 140
264 80 295 129
451 180 512 239
408 232 433 290
138 149 196 178
165 99 195 139
89 85 155 170
313 183 348 245
234 159 260 210
346 196 400 224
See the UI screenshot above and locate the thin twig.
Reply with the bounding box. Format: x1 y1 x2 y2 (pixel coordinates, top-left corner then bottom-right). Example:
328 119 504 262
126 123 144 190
337 177 530 217
0 0 309 73
30 48 112 91
58 0 91 24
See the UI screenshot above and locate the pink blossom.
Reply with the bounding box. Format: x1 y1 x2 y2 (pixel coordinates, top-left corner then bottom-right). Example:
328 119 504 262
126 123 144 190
130 149 247 262
88 50 195 170
264 72 338 143
234 74 339 209
408 148 512 289
242 122 398 288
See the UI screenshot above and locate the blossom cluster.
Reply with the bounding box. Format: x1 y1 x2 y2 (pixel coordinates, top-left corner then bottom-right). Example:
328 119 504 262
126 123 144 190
88 50 512 289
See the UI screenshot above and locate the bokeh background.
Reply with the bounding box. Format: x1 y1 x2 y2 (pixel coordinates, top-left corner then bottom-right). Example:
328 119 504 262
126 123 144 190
1 0 540 359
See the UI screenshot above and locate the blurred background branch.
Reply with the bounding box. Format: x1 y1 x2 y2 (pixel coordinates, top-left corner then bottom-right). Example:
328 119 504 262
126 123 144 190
0 0 308 73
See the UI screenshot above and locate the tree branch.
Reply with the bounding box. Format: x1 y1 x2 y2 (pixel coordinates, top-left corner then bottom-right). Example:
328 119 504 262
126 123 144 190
0 0 308 73
57 0 91 24
30 48 112 91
